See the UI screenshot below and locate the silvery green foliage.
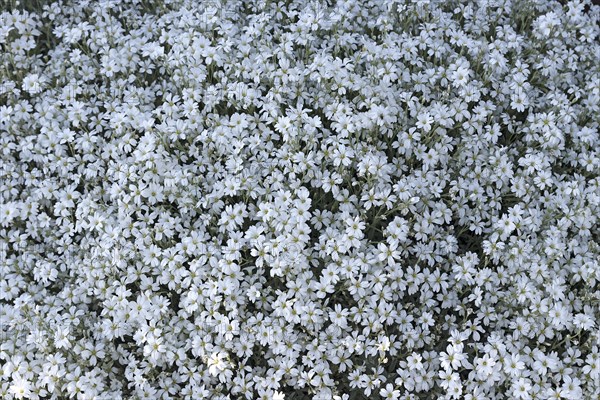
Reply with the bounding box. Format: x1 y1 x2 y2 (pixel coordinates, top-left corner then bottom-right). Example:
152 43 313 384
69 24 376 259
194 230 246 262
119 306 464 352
1 0 599 399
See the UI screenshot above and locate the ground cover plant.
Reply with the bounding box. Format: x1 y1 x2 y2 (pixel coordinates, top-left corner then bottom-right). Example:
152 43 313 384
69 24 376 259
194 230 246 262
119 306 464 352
0 0 599 399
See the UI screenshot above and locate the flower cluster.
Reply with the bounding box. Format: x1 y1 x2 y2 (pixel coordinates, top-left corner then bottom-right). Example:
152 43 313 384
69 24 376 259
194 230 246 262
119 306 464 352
1 0 599 399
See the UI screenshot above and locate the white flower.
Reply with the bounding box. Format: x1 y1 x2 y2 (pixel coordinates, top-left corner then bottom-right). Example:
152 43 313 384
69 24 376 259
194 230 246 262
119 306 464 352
440 344 467 371
54 326 72 349
415 110 434 132
535 12 560 37
512 378 532 400
406 352 424 371
22 73 45 94
503 353 525 377
451 66 470 88
9 374 32 399
379 383 400 399
573 313 594 330
207 351 228 376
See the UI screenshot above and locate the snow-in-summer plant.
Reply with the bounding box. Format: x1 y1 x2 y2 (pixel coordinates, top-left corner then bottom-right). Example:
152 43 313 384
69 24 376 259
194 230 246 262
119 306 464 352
1 0 599 399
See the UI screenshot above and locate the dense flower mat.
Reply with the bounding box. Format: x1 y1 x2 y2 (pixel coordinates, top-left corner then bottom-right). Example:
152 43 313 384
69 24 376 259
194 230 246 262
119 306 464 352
1 0 599 399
